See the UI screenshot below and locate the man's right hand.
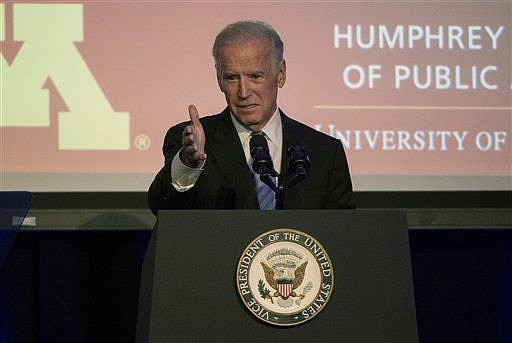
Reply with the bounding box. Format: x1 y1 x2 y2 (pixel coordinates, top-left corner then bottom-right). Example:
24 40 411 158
180 104 207 168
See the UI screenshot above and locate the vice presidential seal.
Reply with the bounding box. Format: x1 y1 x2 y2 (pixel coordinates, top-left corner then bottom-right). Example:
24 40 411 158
236 229 334 326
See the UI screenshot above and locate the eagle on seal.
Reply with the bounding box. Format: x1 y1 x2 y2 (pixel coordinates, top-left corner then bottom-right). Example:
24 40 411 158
260 259 308 304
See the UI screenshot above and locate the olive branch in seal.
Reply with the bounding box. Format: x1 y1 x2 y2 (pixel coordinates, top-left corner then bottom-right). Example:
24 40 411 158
258 279 271 299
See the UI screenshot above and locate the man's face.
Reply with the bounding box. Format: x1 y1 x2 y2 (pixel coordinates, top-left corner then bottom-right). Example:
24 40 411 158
217 38 286 132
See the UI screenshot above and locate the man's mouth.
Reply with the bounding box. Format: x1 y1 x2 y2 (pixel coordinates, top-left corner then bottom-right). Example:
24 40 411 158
237 104 258 109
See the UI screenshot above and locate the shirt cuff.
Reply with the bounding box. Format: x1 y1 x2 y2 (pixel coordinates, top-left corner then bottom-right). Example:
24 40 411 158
170 149 205 192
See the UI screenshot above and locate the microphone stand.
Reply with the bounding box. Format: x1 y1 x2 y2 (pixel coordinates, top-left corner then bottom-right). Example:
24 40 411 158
275 145 310 209
258 168 306 210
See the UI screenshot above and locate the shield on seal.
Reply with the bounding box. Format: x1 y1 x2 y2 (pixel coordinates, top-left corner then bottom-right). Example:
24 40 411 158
277 282 293 298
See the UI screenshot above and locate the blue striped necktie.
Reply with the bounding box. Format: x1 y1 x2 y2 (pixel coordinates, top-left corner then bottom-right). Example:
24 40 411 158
253 172 276 210
251 132 276 210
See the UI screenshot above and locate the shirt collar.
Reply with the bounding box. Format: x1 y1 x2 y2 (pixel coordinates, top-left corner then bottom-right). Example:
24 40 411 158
229 106 282 144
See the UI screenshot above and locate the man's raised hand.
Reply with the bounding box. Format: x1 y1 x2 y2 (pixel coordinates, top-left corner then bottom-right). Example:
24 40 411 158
180 104 207 168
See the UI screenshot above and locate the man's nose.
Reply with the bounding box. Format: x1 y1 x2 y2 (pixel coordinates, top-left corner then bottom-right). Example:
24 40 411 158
237 78 252 99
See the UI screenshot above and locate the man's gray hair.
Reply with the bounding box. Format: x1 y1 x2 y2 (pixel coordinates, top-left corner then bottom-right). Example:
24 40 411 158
213 20 284 73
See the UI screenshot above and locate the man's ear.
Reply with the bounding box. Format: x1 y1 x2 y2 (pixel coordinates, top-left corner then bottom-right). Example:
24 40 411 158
277 60 286 88
216 65 225 92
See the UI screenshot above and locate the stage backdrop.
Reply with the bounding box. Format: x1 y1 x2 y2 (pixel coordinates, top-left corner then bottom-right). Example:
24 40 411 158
1 1 510 191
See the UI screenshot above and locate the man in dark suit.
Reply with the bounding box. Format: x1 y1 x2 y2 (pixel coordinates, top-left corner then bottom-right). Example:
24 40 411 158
149 21 354 215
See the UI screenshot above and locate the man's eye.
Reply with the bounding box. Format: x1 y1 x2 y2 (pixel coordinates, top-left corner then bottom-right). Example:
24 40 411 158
225 75 238 81
251 74 263 80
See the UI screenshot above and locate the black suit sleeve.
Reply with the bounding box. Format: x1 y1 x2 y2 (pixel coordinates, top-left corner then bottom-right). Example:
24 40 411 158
148 122 196 216
324 139 355 209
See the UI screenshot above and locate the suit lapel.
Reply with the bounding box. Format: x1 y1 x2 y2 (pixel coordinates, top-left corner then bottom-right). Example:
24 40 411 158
280 110 302 175
279 110 306 208
208 109 257 208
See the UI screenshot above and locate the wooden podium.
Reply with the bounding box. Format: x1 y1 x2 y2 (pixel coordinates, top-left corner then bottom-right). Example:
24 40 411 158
136 210 418 343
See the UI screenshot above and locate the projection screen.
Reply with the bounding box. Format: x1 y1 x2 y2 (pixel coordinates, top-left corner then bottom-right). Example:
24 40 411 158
1 1 510 191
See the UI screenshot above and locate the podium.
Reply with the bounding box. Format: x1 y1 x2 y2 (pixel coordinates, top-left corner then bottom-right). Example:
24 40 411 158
136 210 418 343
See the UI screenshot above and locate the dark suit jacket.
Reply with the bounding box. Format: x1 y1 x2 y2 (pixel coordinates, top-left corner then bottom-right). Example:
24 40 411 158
148 108 354 215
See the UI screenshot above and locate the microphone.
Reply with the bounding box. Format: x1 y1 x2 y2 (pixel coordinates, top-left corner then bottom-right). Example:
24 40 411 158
282 145 309 192
288 145 310 177
249 133 279 194
249 134 278 177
